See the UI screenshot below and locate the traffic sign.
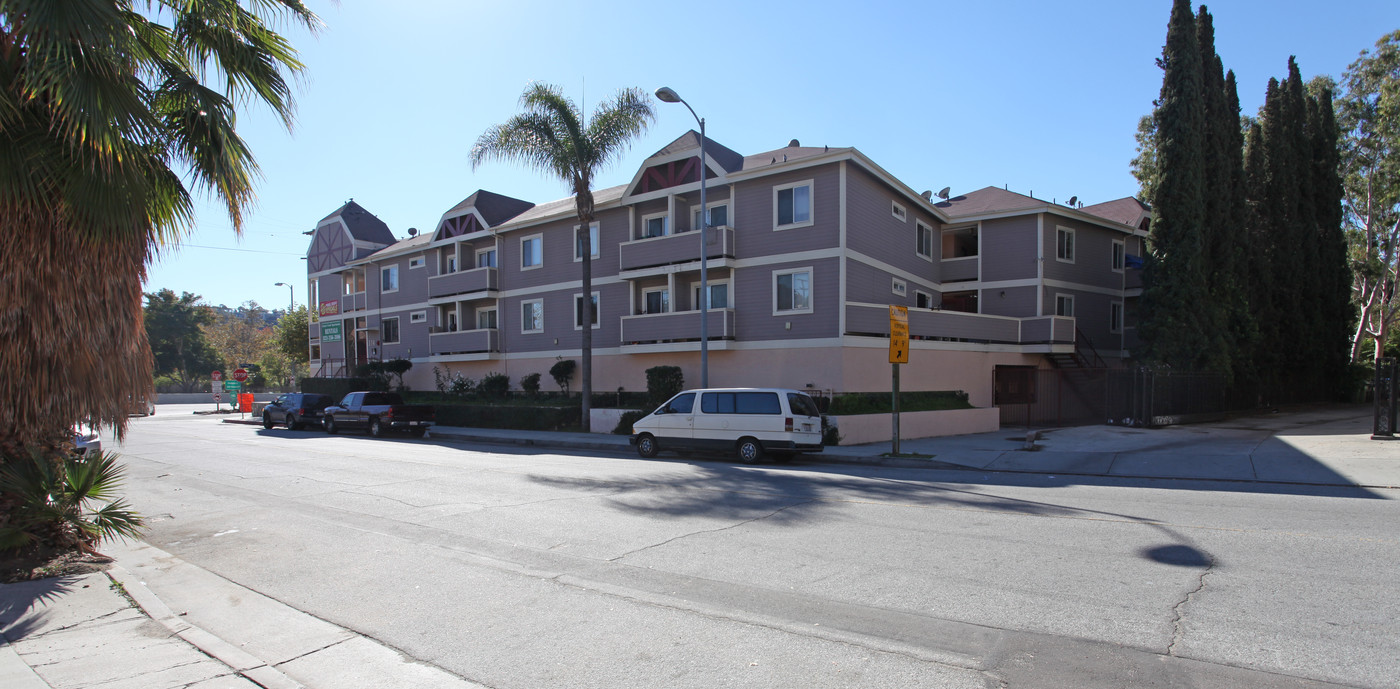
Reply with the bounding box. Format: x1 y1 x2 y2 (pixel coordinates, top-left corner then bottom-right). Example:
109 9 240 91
889 305 909 364
233 368 249 382
211 370 222 381
223 380 242 392
213 392 222 402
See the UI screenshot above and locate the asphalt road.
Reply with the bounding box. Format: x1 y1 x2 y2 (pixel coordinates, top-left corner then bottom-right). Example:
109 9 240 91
109 406 1399 688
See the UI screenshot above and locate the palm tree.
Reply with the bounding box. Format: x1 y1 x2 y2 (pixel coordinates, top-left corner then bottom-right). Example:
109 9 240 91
471 83 655 432
0 1 319 451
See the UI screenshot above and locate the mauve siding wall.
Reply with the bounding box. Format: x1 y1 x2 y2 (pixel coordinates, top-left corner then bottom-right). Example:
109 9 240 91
732 257 840 342
632 198 668 239
732 164 841 259
371 308 429 360
1053 289 1122 355
499 282 629 354
980 215 1038 282
846 259 927 306
373 256 429 309
679 186 732 233
981 285 1039 317
844 166 941 280
1044 216 1127 289
498 207 628 291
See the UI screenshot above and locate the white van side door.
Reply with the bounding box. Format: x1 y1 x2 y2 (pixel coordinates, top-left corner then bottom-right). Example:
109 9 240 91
648 392 696 443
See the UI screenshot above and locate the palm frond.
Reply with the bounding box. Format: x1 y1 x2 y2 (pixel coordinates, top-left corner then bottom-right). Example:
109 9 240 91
586 87 656 172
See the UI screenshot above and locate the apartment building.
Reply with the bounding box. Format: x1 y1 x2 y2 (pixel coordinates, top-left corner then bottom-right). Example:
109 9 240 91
306 131 1148 407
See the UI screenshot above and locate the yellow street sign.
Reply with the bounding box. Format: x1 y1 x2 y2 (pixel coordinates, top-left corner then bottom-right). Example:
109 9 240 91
889 305 909 364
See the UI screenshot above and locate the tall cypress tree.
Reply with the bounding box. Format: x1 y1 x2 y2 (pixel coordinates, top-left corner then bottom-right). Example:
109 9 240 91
1139 0 1212 369
1224 70 1257 387
1195 6 1236 377
1287 59 1324 386
1307 84 1353 395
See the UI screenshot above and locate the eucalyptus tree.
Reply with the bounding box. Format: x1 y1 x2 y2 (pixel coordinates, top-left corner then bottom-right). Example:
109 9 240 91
471 83 655 431
0 0 320 450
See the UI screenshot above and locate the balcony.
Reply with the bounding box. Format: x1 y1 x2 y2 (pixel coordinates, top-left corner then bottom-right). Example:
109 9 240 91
940 256 978 282
845 303 1075 346
619 226 733 272
340 292 366 312
429 328 499 356
621 308 734 345
429 266 496 299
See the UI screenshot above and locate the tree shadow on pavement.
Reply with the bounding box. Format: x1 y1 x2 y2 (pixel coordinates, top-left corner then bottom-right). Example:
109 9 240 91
0 575 76 642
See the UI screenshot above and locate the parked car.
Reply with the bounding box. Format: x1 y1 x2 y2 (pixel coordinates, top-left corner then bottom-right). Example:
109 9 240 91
262 393 334 431
73 425 101 459
322 391 435 437
630 388 824 463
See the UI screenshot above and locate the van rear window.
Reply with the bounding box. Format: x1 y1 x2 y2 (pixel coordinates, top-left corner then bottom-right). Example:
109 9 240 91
701 392 781 414
787 393 820 417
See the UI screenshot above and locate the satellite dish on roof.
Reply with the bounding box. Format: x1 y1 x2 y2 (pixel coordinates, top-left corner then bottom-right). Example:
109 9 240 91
788 139 800 147
408 227 418 236
921 190 933 200
936 187 951 200
1067 196 1078 207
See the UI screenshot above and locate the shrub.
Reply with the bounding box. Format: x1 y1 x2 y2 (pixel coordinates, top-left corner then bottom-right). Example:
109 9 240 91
0 448 144 555
613 410 648 435
827 391 972 415
479 372 511 399
433 404 580 431
521 373 542 396
645 365 684 406
550 359 577 393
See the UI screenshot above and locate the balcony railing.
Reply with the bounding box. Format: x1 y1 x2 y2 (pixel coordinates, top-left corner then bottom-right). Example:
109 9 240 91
846 303 1075 345
429 328 498 356
940 256 978 282
621 308 734 344
619 225 733 272
428 266 497 299
340 292 366 312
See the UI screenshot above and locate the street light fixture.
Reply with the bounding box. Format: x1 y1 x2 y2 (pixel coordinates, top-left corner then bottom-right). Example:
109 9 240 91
274 282 294 312
655 86 710 388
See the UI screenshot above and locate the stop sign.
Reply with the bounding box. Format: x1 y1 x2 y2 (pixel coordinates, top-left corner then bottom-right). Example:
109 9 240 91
233 368 249 382
211 370 222 381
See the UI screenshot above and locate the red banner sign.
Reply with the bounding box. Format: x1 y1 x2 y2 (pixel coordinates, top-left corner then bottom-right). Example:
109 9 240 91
319 300 340 318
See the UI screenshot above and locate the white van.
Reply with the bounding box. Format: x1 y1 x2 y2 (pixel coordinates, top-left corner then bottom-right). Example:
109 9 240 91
630 388 824 463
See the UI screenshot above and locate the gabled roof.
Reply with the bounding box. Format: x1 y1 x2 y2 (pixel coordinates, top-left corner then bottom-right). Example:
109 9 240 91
647 130 745 173
741 140 843 172
318 200 396 245
502 184 628 228
358 231 434 263
441 189 535 226
1080 197 1152 227
934 186 1046 218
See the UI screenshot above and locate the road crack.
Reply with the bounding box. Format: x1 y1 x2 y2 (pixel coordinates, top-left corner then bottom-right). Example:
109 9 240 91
1167 555 1216 656
607 500 815 562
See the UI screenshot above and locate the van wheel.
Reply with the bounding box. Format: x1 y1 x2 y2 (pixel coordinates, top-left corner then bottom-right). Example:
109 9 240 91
636 434 659 458
324 416 338 435
736 438 765 464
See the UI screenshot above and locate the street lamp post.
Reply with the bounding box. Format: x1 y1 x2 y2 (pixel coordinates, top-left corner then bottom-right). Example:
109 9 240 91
655 86 709 388
274 282 294 312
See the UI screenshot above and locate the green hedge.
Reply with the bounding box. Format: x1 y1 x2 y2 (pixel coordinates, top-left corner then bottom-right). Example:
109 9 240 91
828 390 971 415
433 404 581 431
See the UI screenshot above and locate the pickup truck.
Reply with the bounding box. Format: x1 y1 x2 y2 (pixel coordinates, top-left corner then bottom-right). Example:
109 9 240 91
322 391 436 438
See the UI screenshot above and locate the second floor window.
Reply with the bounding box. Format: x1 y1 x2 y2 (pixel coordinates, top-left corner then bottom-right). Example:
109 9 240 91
1112 240 1125 272
1057 227 1075 263
644 289 669 314
643 214 668 238
521 299 543 333
575 223 599 261
381 317 399 344
381 266 399 293
574 292 599 328
522 236 543 269
343 269 365 295
1056 294 1075 317
477 248 497 268
775 182 812 228
916 222 934 259
694 203 729 230
775 269 812 313
477 308 497 330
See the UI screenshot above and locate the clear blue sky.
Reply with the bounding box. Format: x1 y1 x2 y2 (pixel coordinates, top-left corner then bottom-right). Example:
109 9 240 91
143 0 1400 310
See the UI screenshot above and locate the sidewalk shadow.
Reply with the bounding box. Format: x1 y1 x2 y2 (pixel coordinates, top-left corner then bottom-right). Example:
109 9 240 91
0 576 77 643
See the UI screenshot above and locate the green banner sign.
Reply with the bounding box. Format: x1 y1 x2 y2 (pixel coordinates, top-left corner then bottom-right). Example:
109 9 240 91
223 380 242 392
321 320 343 343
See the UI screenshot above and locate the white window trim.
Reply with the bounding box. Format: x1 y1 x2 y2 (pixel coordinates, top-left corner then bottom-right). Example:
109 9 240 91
476 306 498 330
410 310 427 323
690 200 729 230
381 316 400 344
574 222 600 262
380 266 399 294
476 246 498 269
891 278 907 297
520 298 544 334
641 287 670 314
772 179 815 231
440 305 459 332
1056 226 1076 264
442 246 459 274
520 233 543 270
573 291 600 330
640 212 669 239
916 220 935 262
1055 293 1075 318
690 279 732 310
914 290 934 309
772 267 814 316
1111 239 1125 273
1110 300 1124 334
891 200 907 222
409 256 425 269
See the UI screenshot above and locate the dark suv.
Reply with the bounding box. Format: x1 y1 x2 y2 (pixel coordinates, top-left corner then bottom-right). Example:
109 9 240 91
262 393 334 431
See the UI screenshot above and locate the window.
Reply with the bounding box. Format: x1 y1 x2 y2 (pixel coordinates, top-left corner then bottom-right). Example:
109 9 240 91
477 248 497 268
892 278 907 297
410 311 427 323
916 221 934 260
310 344 321 360
891 200 907 222
915 291 934 309
1055 294 1075 318
643 288 669 314
774 268 812 314
575 222 599 261
774 181 813 228
693 203 729 230
381 266 399 293
521 235 543 269
659 392 694 414
442 248 458 274
1112 240 1125 272
693 281 730 310
477 307 497 330
521 299 543 333
439 305 458 332
1110 301 1124 333
409 256 425 269
1056 227 1075 263
642 213 668 239
342 269 364 295
700 391 782 414
943 226 978 258
574 292 599 329
380 317 399 344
